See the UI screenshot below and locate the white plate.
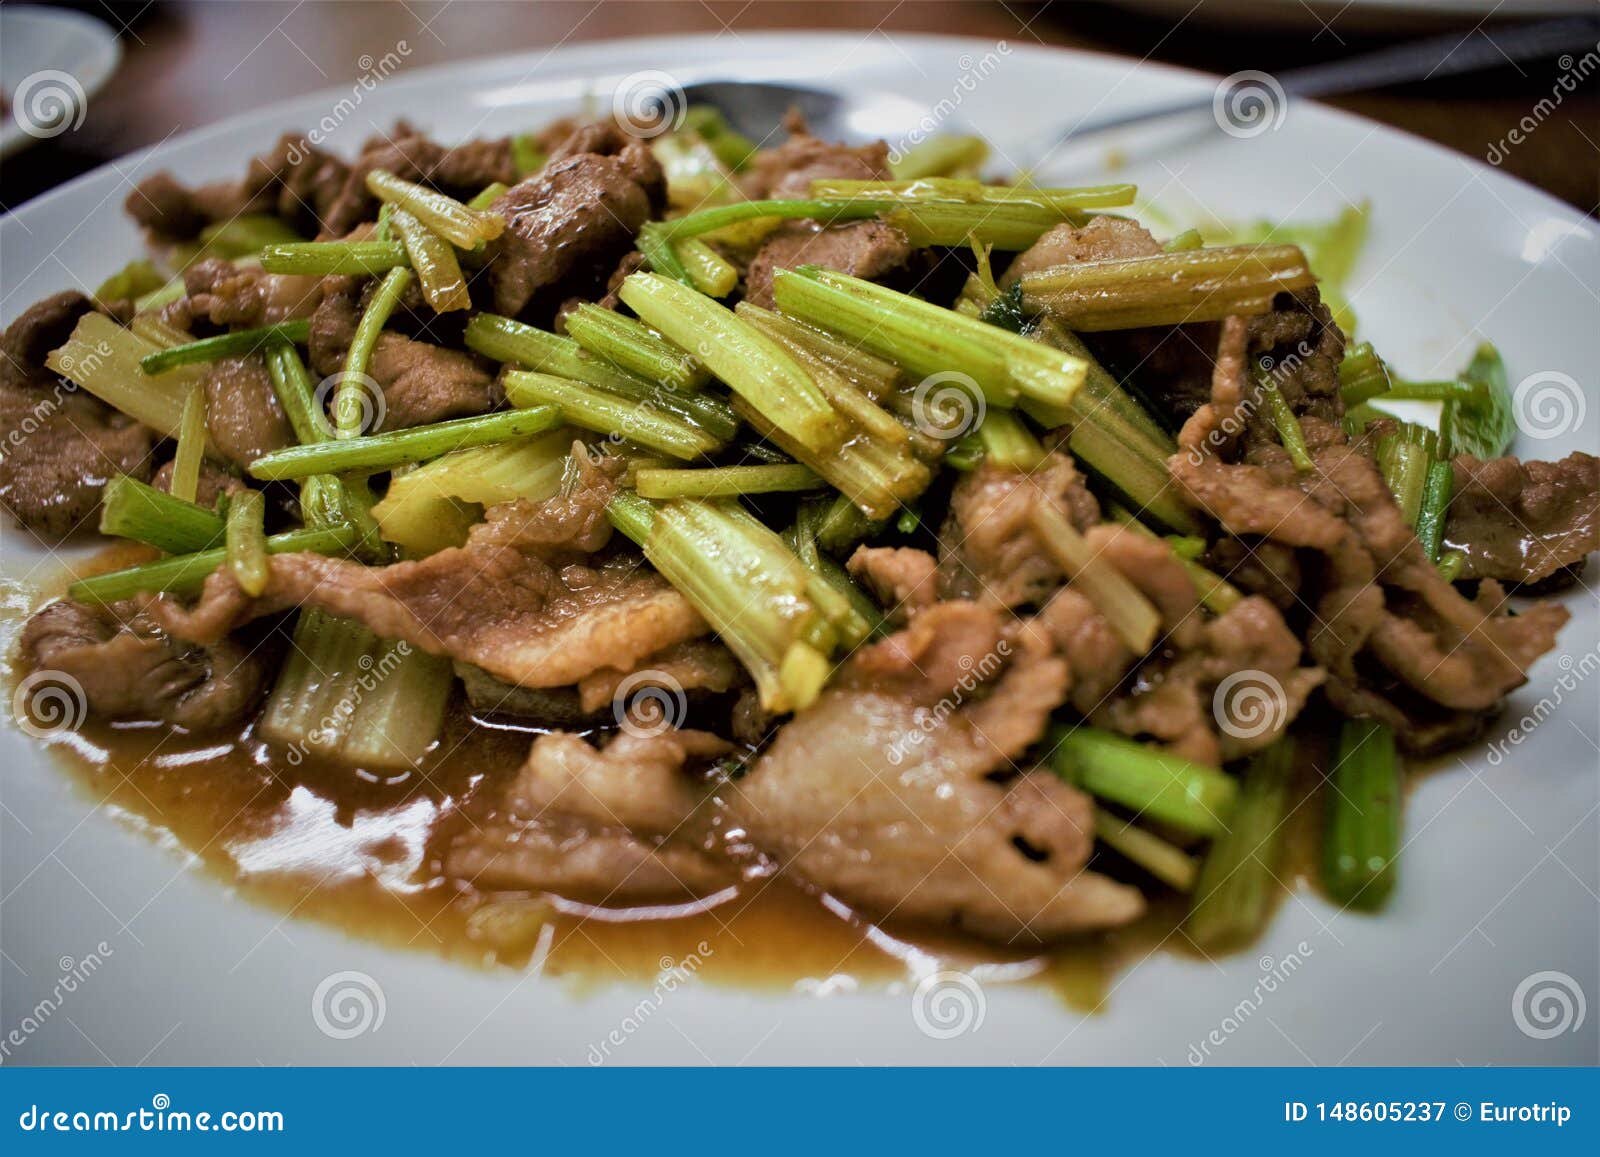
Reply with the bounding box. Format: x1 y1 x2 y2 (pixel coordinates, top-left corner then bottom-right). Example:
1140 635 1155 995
2 32 1596 1066
0 5 121 160
1110 0 1595 32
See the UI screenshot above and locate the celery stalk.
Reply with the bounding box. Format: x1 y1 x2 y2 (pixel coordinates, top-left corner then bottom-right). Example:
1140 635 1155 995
259 241 409 276
139 320 312 375
45 312 200 436
224 488 270 597
501 371 721 460
564 303 710 393
1028 504 1162 653
99 475 223 553
365 169 505 248
390 207 471 312
1048 726 1238 837
169 385 209 504
68 525 357 604
249 406 563 480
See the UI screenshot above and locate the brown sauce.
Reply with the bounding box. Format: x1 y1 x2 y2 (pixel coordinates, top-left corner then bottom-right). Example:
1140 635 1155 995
2 550 1327 1010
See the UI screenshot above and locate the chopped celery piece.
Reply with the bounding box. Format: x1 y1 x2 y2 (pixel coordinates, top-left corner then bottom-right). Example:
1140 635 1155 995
733 302 902 398
1415 459 1454 562
674 238 739 298
1048 726 1238 837
99 475 223 553
977 410 1045 470
365 168 505 248
341 266 414 436
1375 425 1436 527
466 182 511 211
1444 342 1516 460
45 311 200 435
889 135 989 180
1019 244 1315 330
1164 228 1204 252
1258 374 1315 472
1028 504 1161 653
196 214 304 260
95 258 167 304
390 207 471 312
68 525 356 604
1338 341 1390 406
465 314 739 441
259 240 409 276
502 371 720 460
565 303 710 393
634 464 824 500
682 105 757 172
1095 808 1198 891
608 493 833 712
1186 739 1297 948
250 406 562 480
138 320 311 375
620 273 845 454
511 135 545 177
169 384 208 504
371 429 573 554
1322 719 1400 911
258 609 452 770
224 488 270 597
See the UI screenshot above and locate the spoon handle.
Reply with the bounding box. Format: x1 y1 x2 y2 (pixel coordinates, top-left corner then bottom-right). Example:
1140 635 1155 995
1055 13 1599 144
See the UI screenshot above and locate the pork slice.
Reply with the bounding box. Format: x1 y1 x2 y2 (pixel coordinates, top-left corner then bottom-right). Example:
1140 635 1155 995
575 639 744 716
322 130 516 235
727 601 1145 942
938 451 1101 607
743 220 912 309
144 456 710 690
999 215 1163 287
1445 451 1598 585
0 293 156 539
485 149 662 318
19 600 269 731
444 727 734 902
202 355 294 467
183 259 322 328
847 545 937 625
741 131 890 199
308 277 497 429
125 133 351 239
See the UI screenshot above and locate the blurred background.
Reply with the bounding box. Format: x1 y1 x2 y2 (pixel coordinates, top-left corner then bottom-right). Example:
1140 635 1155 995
1 0 1596 213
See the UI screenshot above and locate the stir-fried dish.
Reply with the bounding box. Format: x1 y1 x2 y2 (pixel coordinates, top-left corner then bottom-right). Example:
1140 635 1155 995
3 109 1596 979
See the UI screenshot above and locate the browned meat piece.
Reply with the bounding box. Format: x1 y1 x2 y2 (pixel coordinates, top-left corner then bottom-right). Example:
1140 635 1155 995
999 215 1163 286
125 133 350 239
151 458 243 510
575 639 744 715
846 545 936 624
0 292 156 539
144 451 710 689
727 601 1144 941
309 277 497 429
19 600 269 731
1172 347 1568 738
938 451 1101 607
444 728 734 902
483 147 663 318
321 129 516 235
742 220 912 309
183 259 322 328
1 291 95 384
1205 536 1302 612
546 122 666 209
742 131 890 199
1445 451 1598 585
1093 596 1324 766
200 355 294 467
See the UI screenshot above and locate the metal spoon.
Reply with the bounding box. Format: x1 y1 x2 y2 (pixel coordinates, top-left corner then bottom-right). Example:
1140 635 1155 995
677 13 1600 162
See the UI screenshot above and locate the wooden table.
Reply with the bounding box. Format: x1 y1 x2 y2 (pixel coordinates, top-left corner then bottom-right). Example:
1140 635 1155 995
4 0 1596 215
